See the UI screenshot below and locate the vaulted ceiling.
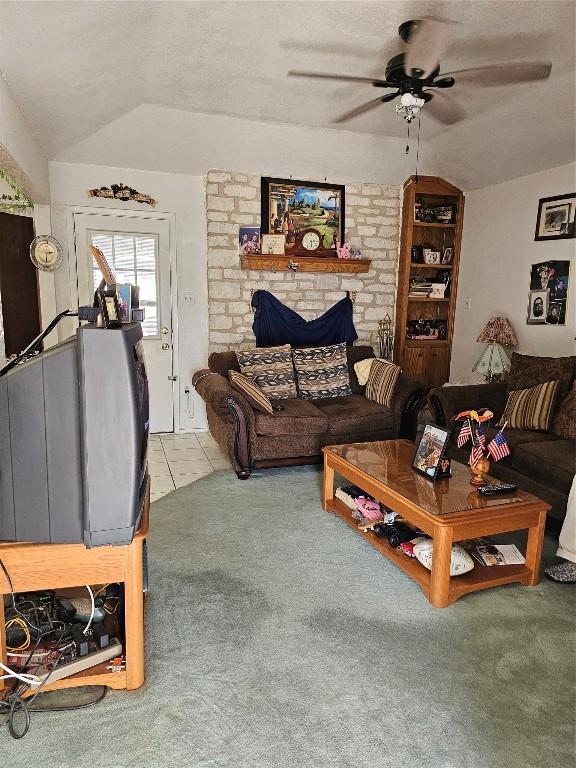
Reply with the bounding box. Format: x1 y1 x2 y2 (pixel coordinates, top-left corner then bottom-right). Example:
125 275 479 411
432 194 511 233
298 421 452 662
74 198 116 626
0 0 574 188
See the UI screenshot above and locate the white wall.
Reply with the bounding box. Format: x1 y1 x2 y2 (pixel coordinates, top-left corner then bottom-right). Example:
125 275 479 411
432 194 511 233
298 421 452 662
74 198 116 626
49 161 208 431
0 77 49 203
451 163 576 382
55 104 437 186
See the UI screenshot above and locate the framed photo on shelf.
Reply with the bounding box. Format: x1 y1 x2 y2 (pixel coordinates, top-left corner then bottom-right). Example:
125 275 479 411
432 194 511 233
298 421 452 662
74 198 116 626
239 226 261 255
261 233 286 255
412 424 451 481
441 246 454 264
534 193 575 241
261 177 344 248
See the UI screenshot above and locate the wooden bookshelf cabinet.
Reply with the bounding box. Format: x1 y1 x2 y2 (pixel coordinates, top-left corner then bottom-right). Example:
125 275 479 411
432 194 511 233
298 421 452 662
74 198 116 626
394 176 465 387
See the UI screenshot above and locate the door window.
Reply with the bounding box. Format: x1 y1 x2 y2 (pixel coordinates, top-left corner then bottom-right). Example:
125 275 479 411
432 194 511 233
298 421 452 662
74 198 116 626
89 232 159 337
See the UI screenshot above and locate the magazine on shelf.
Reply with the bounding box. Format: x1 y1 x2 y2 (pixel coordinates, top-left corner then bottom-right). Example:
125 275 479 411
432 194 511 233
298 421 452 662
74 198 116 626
472 544 525 566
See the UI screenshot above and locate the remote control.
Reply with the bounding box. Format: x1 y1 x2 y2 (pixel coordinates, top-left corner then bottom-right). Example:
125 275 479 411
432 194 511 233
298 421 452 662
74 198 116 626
478 483 518 496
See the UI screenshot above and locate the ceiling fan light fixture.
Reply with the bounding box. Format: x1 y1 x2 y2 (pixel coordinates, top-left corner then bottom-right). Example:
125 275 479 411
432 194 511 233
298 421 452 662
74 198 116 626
396 95 425 122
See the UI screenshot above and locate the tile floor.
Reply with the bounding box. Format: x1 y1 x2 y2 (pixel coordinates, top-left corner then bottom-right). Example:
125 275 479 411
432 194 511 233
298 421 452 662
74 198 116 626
148 432 232 503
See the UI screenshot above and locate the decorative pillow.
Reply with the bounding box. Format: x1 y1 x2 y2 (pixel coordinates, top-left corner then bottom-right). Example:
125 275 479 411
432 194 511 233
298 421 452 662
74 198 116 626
354 358 376 386
229 371 274 415
552 381 576 439
292 343 352 400
236 345 297 400
498 379 559 432
365 359 401 408
507 353 575 403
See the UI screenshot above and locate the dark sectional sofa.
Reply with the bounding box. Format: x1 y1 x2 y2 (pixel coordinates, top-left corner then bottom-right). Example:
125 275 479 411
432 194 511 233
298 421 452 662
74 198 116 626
193 345 425 478
428 353 576 522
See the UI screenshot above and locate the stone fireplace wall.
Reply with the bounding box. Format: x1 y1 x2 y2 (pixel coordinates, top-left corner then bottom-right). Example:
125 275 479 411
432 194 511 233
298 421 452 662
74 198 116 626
205 170 401 353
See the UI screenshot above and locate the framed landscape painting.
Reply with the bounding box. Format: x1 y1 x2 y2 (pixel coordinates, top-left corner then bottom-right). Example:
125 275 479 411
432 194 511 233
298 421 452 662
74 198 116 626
534 193 575 241
261 177 345 248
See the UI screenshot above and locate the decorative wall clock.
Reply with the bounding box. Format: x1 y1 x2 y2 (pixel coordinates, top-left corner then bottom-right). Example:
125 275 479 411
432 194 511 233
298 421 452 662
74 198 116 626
30 236 63 272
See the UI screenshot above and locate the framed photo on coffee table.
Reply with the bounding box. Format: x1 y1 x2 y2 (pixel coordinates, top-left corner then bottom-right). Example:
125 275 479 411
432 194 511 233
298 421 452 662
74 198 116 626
412 424 451 480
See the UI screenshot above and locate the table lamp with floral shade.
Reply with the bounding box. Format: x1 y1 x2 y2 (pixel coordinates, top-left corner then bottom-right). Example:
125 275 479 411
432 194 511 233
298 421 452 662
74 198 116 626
472 317 518 383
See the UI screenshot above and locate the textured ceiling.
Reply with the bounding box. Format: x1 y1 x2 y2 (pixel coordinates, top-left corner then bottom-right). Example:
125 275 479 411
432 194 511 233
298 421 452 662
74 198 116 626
0 0 574 187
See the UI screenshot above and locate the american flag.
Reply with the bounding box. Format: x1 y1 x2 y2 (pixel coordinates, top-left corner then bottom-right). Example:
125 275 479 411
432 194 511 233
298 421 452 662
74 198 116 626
475 423 486 448
487 430 510 461
457 419 472 447
469 444 484 466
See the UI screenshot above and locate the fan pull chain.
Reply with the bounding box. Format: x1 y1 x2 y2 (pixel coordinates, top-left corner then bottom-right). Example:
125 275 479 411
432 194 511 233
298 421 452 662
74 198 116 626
405 121 410 154
415 113 422 181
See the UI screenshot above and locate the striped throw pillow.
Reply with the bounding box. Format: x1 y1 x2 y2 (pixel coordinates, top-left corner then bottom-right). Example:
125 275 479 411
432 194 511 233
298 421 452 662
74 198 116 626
498 379 559 431
236 345 297 400
292 343 352 400
365 359 401 408
229 371 274 415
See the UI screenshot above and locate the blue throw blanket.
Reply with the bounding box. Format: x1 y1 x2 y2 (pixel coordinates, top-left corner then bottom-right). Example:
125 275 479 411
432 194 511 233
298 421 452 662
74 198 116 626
251 289 358 347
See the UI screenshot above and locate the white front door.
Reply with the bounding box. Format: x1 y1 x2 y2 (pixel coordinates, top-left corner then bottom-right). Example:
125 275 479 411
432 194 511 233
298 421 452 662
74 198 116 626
73 211 174 433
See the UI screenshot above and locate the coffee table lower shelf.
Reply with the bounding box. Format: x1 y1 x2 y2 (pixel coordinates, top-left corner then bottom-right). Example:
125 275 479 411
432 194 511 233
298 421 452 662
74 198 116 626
327 497 533 604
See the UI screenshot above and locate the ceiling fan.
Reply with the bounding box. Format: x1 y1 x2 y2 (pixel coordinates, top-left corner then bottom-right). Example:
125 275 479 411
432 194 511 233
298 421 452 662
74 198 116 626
288 18 552 125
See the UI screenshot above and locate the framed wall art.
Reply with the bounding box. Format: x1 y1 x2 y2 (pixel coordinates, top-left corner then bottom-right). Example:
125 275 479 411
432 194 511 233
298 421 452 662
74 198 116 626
526 260 570 325
261 177 345 249
534 193 575 241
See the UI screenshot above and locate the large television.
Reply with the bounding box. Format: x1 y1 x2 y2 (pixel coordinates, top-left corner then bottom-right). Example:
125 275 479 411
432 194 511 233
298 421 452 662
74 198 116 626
0 323 149 547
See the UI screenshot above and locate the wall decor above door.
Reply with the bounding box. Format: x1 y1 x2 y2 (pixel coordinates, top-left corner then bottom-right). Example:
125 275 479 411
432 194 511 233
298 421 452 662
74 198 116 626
88 183 157 207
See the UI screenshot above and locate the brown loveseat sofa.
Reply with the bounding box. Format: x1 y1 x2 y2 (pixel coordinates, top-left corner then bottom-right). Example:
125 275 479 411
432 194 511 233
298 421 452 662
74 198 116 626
428 353 576 523
193 345 425 479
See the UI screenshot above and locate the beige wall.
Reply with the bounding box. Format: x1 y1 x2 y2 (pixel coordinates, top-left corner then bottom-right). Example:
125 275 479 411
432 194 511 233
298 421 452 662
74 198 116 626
451 163 576 383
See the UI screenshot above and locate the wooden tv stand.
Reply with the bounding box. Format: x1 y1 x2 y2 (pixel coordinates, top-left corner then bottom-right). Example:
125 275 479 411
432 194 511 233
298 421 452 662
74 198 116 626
0 481 149 695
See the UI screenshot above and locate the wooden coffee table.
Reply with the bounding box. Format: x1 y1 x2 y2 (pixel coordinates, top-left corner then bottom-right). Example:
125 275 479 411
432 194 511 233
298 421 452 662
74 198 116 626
322 440 549 608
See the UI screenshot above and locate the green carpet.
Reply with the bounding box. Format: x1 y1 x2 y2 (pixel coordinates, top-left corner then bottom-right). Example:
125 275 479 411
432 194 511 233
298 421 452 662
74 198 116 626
4 467 575 767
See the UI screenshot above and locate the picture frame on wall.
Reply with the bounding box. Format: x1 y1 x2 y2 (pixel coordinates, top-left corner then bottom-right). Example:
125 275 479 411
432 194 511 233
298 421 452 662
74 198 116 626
527 260 570 325
261 177 345 249
534 193 575 241
527 289 548 324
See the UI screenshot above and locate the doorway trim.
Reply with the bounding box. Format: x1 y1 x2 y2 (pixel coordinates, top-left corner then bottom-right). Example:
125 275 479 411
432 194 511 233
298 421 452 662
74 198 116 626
67 205 180 433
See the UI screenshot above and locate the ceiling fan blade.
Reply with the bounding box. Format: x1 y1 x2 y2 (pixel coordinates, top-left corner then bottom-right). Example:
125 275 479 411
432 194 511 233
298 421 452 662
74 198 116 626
332 95 391 124
288 70 391 86
424 90 467 125
405 17 455 79
442 61 552 87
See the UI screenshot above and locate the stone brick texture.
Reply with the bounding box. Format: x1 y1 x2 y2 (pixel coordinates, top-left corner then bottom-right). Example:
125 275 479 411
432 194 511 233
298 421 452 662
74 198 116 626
206 170 400 353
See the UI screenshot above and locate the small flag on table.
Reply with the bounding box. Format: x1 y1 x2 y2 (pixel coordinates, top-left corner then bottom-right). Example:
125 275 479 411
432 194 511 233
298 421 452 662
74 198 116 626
469 444 484 466
487 429 510 461
475 422 486 448
457 419 472 447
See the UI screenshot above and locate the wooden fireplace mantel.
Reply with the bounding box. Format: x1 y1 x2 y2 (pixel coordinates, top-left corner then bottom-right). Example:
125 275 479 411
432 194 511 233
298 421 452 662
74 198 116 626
240 253 371 274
